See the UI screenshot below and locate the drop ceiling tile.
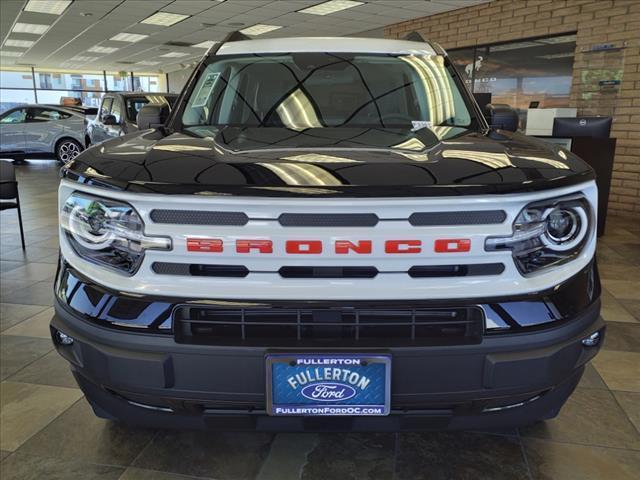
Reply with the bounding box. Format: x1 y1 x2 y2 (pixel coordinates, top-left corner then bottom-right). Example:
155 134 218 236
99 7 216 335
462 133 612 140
161 1 216 15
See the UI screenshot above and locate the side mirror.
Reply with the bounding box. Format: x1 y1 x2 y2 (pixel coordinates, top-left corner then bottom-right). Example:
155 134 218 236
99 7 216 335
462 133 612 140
486 104 519 132
137 104 169 130
102 114 117 126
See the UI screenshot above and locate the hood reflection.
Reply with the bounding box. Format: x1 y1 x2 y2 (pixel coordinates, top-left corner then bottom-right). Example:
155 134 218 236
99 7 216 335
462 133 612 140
66 126 593 196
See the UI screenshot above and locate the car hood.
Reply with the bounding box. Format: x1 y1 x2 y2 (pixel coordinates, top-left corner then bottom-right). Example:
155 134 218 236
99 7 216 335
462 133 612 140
65 126 594 197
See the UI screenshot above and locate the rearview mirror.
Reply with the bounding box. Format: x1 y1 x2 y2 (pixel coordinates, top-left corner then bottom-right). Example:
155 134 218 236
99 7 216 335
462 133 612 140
137 104 169 130
486 104 519 132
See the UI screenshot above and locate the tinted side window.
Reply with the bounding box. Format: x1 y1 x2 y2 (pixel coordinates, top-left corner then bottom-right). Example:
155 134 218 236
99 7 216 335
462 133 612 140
126 97 150 122
0 108 27 124
27 108 71 122
100 97 113 119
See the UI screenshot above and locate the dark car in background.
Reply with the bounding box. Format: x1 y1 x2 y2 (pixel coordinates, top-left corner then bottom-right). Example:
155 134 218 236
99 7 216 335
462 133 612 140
86 92 177 146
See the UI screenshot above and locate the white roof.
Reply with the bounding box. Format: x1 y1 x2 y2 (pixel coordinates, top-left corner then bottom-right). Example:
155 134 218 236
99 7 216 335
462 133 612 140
216 37 437 56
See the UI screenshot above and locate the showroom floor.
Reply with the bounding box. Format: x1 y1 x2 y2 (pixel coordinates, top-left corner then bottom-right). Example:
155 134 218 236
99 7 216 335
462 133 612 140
0 161 638 480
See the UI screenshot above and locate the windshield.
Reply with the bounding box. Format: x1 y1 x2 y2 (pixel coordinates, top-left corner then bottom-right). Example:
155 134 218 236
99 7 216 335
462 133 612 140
181 53 473 131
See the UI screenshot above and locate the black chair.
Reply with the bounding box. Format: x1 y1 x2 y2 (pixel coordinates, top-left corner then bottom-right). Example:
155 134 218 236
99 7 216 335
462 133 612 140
0 160 26 250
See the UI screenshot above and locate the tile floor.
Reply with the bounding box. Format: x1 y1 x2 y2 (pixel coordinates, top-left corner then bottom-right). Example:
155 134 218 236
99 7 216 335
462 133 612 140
0 160 638 480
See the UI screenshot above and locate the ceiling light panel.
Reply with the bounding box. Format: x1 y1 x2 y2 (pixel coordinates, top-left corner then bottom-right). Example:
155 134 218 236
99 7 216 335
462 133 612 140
137 60 161 65
299 0 364 15
12 22 50 34
110 33 148 42
193 40 217 49
5 39 35 48
160 52 190 58
239 24 282 36
71 56 99 62
0 51 23 57
141 11 190 26
24 0 72 15
87 46 118 54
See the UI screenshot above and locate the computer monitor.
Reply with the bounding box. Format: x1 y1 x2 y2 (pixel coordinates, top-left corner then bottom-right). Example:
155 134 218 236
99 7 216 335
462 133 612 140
552 117 612 139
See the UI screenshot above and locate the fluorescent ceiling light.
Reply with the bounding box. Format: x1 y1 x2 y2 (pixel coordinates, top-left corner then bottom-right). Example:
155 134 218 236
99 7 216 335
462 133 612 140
159 52 189 58
239 24 282 36
5 39 35 48
193 40 217 49
24 0 72 15
0 51 23 57
87 46 118 54
141 11 190 26
137 60 161 65
12 22 50 34
110 32 148 42
71 56 99 62
299 0 364 15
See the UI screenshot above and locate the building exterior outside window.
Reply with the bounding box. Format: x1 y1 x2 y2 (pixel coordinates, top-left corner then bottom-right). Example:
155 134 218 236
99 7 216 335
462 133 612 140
0 68 165 113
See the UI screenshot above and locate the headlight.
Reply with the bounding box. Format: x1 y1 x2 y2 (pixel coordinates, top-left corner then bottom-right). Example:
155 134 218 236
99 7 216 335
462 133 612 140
60 192 171 275
485 195 593 275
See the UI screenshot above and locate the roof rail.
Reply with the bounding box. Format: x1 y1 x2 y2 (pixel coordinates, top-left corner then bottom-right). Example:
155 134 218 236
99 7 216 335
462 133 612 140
429 41 447 56
402 31 444 55
403 31 425 42
204 31 251 58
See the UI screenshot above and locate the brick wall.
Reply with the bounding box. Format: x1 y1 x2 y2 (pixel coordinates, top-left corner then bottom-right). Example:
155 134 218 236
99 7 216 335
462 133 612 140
385 0 640 218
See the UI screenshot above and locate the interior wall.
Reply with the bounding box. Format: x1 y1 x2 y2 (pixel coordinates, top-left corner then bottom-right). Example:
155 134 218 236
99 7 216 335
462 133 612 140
385 0 640 218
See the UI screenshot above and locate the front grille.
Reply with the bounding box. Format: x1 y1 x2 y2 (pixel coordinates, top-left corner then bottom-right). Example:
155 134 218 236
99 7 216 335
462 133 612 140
152 262 505 278
147 209 506 226
173 305 484 346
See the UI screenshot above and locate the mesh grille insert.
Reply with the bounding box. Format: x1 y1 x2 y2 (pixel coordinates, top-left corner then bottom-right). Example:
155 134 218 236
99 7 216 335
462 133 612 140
409 263 505 277
278 213 379 227
152 263 249 277
409 210 506 226
279 266 378 278
150 210 248 225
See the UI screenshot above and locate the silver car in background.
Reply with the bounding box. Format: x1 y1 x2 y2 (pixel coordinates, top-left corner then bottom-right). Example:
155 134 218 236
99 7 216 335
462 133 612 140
0 104 86 164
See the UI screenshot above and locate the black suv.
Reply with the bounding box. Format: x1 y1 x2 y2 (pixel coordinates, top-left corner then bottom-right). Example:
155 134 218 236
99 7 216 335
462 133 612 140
51 35 603 432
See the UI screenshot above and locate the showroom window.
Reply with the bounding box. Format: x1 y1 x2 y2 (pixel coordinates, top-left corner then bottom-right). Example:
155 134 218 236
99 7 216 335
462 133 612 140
0 67 165 113
449 33 576 115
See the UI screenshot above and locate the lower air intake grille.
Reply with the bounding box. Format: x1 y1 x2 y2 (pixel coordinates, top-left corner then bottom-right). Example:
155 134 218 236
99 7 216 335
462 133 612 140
173 305 484 347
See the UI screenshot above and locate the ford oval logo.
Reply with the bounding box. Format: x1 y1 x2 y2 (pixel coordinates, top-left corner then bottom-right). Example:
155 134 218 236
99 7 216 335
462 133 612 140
300 383 357 402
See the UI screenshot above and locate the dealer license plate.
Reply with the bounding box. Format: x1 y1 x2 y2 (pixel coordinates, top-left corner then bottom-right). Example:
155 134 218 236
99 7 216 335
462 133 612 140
266 354 391 416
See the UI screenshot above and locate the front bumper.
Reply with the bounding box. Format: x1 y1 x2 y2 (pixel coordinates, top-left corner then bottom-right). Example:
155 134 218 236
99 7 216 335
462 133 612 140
51 272 603 431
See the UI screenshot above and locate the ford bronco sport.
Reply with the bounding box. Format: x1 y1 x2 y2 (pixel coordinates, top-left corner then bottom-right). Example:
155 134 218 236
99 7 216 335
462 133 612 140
51 35 603 431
